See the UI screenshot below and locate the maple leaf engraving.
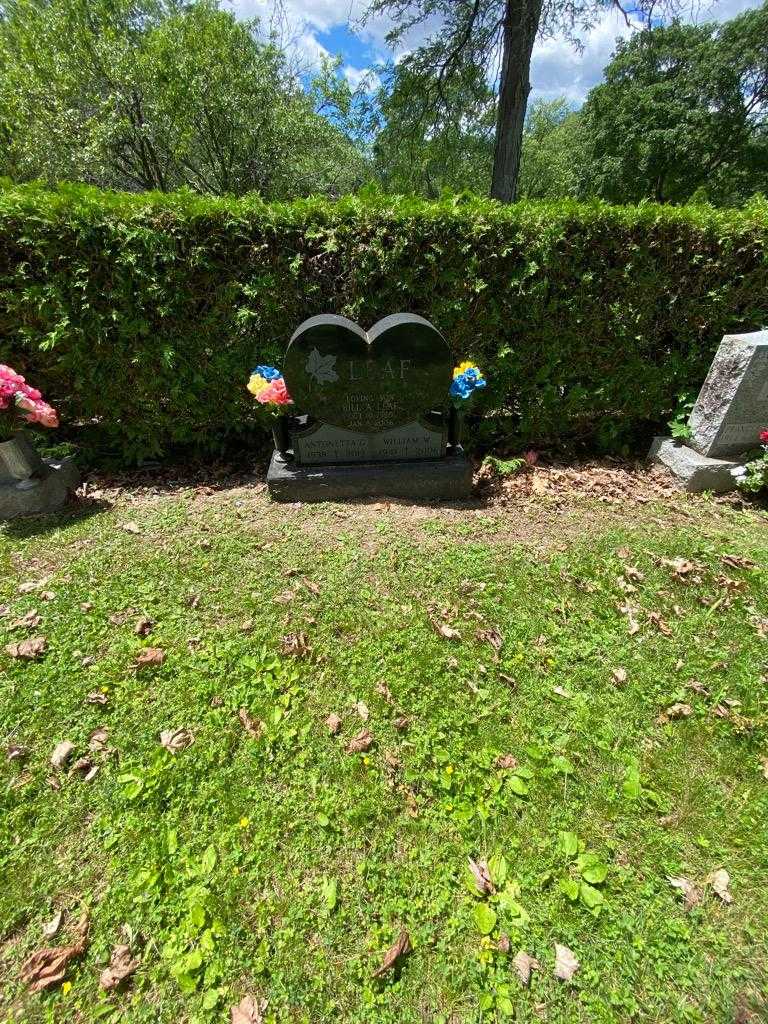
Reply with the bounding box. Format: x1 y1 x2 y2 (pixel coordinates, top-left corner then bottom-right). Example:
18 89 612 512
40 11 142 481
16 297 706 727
305 348 339 385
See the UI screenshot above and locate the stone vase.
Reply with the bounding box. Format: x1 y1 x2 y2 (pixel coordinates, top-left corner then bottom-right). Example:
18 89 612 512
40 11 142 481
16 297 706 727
447 406 463 448
0 431 45 483
272 416 291 459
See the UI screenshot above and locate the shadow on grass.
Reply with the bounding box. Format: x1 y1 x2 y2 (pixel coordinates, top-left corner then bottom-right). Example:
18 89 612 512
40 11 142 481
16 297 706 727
1 495 112 540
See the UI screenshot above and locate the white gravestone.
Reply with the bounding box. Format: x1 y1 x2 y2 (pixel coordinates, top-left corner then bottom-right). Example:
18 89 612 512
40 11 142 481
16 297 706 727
688 331 768 459
650 329 768 492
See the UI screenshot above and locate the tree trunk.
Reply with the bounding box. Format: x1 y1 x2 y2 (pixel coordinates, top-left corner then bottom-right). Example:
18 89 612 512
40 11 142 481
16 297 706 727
490 0 543 203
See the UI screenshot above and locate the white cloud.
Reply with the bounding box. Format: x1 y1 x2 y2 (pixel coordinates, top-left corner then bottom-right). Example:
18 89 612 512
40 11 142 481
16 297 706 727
343 64 381 91
530 9 637 106
226 0 765 104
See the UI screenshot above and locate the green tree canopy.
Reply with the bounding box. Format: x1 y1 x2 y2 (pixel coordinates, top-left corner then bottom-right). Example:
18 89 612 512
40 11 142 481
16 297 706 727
579 6 768 204
371 63 495 195
0 0 369 197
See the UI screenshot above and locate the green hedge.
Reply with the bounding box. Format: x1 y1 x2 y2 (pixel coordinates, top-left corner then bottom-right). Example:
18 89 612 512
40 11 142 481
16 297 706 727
2 183 768 463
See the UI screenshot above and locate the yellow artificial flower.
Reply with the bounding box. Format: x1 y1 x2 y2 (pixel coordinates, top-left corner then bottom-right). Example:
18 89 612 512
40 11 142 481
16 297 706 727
453 361 477 379
247 373 269 397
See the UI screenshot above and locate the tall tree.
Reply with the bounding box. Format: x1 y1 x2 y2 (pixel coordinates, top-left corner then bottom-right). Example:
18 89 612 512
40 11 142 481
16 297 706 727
0 0 369 196
364 0 710 203
517 98 583 199
579 8 768 204
372 63 495 195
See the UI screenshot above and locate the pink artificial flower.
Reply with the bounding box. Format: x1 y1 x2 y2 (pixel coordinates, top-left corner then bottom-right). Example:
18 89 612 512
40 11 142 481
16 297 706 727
32 401 59 428
257 378 292 405
16 394 59 428
760 428 768 444
15 393 36 413
21 385 42 401
524 449 539 466
0 364 25 385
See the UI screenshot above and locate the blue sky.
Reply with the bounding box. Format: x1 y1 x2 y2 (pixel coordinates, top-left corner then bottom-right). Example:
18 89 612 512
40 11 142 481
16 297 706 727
230 0 764 106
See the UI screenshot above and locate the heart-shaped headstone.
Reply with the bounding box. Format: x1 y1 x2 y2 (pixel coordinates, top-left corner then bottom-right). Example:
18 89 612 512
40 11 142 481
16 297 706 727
283 314 452 434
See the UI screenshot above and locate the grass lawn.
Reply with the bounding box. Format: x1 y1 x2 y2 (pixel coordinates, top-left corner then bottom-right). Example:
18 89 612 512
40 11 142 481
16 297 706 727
1 469 767 1023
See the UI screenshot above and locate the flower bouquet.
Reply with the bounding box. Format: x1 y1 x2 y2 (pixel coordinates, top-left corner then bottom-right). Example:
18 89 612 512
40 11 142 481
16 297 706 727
247 365 293 455
0 365 60 481
732 427 768 495
448 361 486 447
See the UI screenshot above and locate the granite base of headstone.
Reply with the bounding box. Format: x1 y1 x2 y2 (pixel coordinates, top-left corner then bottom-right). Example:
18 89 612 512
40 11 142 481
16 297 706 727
0 432 80 519
267 449 472 502
266 313 473 502
650 330 768 492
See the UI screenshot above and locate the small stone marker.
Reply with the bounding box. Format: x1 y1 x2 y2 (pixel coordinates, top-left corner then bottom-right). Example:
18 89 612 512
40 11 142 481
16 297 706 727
267 313 472 501
651 329 768 492
688 331 768 458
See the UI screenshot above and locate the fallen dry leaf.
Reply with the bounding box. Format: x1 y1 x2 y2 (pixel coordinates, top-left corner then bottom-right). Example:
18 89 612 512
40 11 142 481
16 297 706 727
758 755 768 781
657 702 693 725
496 753 519 770
497 933 511 954
50 740 75 770
648 611 673 637
707 868 733 904
120 521 141 534
134 616 154 637
432 620 461 641
19 579 48 594
372 930 411 978
324 712 342 735
85 691 109 705
273 589 296 605
668 875 701 911
301 577 321 596
686 679 710 696
159 728 194 753
10 608 42 630
611 667 628 686
468 857 494 895
88 727 109 752
20 912 90 992
230 995 266 1024
99 944 139 991
375 681 393 702
346 729 373 754
238 708 263 739
135 647 165 669
7 744 28 762
553 943 579 982
5 635 47 660
477 627 503 652
42 911 63 939
280 632 311 658
355 701 370 721
720 553 756 570
393 715 411 733
74 759 100 782
514 950 541 986
552 685 571 698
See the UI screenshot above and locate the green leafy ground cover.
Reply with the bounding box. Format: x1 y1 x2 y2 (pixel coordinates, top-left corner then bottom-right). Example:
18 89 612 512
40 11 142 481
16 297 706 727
1 479 767 1023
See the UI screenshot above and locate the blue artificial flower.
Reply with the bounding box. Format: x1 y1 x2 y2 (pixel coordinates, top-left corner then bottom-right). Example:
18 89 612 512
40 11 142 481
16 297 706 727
252 364 281 381
450 375 473 399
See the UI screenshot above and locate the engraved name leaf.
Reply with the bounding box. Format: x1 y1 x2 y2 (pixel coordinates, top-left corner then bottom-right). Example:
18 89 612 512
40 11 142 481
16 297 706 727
305 348 338 385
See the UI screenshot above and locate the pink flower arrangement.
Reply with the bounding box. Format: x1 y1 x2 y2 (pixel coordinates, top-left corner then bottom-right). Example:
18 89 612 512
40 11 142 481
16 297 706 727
760 428 768 445
0 364 59 435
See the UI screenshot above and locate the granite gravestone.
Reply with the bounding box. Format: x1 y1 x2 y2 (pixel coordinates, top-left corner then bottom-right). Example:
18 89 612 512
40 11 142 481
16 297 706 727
650 330 768 492
266 313 472 501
